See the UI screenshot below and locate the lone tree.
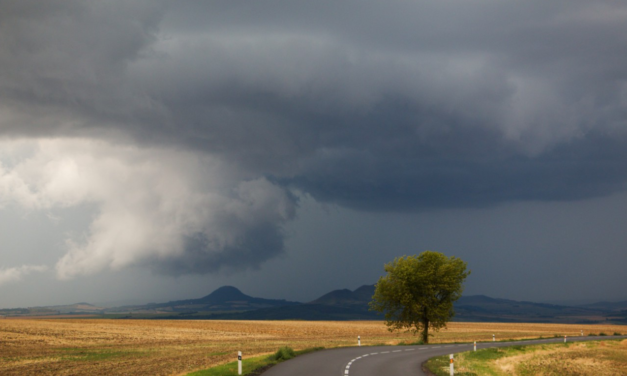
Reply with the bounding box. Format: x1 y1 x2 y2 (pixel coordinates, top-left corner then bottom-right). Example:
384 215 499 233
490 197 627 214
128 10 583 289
369 251 470 344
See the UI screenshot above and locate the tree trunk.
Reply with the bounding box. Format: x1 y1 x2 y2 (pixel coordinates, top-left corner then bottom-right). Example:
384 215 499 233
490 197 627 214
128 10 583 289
421 318 429 344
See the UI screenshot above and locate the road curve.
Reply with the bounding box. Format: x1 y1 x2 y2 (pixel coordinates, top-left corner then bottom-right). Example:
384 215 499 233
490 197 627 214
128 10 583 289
261 335 627 376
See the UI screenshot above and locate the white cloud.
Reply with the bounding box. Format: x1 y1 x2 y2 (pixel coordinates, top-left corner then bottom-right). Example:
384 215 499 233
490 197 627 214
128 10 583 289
0 264 48 286
0 138 296 279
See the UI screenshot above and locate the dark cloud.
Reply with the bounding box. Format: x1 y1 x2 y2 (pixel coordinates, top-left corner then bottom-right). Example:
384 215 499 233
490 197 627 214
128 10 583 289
1 0 627 281
141 1 627 210
0 0 164 137
285 128 627 211
151 222 287 275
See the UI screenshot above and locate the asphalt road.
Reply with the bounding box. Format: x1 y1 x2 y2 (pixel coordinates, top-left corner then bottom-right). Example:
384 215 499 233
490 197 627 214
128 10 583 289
261 335 627 376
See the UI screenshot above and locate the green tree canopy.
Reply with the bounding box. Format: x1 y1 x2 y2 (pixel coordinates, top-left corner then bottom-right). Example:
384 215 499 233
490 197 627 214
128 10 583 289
369 251 470 343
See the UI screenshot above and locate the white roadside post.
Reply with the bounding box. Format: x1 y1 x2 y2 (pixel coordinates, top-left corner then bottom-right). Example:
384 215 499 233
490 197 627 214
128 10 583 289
474 341 477 352
238 351 242 375
358 336 361 346
492 334 495 342
449 354 454 376
564 335 567 343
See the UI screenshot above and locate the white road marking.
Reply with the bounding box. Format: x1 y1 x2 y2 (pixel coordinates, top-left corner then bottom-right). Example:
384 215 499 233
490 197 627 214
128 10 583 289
343 337 627 375
343 344 463 375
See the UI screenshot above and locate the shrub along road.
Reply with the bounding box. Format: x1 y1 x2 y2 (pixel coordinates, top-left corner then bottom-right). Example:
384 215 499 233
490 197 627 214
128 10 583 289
261 335 627 376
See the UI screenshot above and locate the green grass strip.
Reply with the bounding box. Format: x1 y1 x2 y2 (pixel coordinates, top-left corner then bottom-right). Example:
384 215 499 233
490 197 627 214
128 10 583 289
186 347 324 376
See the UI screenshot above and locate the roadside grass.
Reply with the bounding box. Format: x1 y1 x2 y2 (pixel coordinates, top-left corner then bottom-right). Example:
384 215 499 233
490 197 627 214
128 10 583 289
186 346 324 376
425 339 627 376
400 334 596 347
186 354 270 376
190 335 627 376
190 335 594 376
426 347 511 376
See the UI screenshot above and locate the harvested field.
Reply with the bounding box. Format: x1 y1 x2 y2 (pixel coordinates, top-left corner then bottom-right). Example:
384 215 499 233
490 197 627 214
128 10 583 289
428 339 627 376
505 340 627 375
0 319 625 375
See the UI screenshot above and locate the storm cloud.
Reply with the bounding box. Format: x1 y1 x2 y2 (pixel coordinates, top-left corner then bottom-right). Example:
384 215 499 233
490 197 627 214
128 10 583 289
1 0 626 280
0 138 295 278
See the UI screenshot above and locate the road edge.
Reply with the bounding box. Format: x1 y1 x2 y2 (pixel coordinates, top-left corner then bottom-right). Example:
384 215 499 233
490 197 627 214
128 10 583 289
421 360 437 376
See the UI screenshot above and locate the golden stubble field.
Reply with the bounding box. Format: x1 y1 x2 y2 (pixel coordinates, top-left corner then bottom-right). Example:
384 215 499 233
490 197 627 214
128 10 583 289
437 339 627 376
1 318 625 376
498 340 627 376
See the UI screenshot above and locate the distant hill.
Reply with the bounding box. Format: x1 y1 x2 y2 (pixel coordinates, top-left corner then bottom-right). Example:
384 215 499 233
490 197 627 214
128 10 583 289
212 287 622 323
50 303 104 314
453 295 608 323
2 284 626 324
0 303 104 317
173 304 380 321
104 286 301 314
212 285 380 320
148 285 380 321
310 285 375 308
580 300 627 312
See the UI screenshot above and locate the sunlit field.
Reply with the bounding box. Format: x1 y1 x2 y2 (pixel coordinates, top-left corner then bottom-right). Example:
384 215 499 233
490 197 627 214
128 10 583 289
1 319 625 375
427 339 627 376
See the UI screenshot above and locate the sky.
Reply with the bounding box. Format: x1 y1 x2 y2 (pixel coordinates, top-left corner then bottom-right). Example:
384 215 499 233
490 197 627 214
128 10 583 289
1 0 626 309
